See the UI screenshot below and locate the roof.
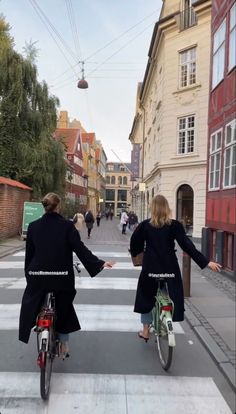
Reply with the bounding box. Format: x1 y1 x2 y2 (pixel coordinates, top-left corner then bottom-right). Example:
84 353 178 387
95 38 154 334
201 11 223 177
54 128 80 153
0 176 32 190
81 132 96 145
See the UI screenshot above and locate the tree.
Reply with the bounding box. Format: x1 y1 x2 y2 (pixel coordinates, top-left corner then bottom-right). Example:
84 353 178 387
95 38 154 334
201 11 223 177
22 39 39 64
0 16 67 198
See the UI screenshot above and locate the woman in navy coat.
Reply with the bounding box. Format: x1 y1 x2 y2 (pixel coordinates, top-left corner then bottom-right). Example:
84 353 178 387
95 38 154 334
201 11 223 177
130 195 221 341
19 193 113 349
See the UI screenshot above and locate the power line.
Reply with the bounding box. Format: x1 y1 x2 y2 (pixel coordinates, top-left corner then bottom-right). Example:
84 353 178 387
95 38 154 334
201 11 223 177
50 6 160 84
29 0 79 78
50 20 155 89
65 0 82 60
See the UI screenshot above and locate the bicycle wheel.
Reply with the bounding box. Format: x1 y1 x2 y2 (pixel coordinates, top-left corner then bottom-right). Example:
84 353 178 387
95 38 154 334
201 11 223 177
40 328 54 400
156 309 173 371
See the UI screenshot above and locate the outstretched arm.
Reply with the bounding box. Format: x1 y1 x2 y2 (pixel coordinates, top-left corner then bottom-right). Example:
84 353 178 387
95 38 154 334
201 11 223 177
68 223 114 276
174 221 221 271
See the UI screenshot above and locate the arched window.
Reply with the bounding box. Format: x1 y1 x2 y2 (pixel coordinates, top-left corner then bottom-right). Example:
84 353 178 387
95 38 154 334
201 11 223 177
123 176 127 185
106 176 110 184
118 176 122 185
176 184 194 236
111 176 116 185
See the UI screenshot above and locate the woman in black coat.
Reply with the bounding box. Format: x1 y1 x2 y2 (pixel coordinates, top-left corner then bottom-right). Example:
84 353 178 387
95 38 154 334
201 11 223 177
130 195 221 341
19 193 113 353
85 210 95 239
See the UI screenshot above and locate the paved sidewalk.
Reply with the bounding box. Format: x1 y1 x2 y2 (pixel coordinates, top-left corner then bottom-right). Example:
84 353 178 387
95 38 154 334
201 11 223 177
0 217 235 390
0 237 25 259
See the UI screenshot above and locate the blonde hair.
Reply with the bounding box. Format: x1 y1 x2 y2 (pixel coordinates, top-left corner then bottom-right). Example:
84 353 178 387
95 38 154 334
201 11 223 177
42 192 61 213
150 195 171 227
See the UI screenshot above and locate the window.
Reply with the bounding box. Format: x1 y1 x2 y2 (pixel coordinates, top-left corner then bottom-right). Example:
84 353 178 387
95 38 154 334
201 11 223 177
118 190 127 201
123 176 127 185
118 176 122 185
224 233 234 271
107 164 114 171
120 166 125 171
209 129 222 190
229 3 236 71
223 119 236 187
180 0 197 30
106 176 110 184
177 115 195 154
111 176 116 185
106 189 115 201
179 47 196 87
212 20 226 88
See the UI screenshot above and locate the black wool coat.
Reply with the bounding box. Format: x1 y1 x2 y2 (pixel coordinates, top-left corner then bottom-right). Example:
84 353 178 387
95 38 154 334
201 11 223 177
130 219 209 321
19 212 105 343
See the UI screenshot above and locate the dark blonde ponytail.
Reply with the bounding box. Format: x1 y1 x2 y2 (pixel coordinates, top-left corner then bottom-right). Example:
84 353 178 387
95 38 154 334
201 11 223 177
42 193 61 213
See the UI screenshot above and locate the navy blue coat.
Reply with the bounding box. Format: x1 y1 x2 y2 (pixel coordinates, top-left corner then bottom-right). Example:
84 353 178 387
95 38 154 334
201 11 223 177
130 219 209 321
19 212 105 343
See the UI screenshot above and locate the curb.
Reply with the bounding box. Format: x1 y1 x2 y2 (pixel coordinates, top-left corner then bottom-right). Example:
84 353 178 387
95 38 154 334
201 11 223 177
0 245 25 259
185 304 236 392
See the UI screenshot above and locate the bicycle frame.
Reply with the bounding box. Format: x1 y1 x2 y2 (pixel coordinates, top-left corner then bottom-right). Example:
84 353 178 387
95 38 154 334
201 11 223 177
151 279 175 370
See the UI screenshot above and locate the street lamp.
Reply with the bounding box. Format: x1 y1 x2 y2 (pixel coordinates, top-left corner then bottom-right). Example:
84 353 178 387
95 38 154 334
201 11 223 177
77 61 88 89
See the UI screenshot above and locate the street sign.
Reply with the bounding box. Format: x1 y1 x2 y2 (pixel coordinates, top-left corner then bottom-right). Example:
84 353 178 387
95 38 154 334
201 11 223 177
22 202 44 237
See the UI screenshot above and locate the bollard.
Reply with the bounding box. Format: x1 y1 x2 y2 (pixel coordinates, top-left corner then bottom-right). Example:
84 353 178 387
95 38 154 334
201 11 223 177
182 252 191 297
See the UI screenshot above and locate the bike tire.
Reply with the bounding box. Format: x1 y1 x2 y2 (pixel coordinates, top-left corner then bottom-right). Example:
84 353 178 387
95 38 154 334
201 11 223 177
40 351 53 400
156 312 173 371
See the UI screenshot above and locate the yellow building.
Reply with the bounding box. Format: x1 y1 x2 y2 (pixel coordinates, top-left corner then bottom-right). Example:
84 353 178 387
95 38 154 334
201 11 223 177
105 162 132 216
81 132 98 215
129 0 211 238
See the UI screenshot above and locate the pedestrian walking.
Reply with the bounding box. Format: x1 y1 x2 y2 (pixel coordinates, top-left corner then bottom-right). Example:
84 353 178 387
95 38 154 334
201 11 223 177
120 211 129 234
19 193 114 356
129 195 221 342
110 209 114 220
85 210 95 239
128 211 138 231
72 212 84 233
96 211 101 227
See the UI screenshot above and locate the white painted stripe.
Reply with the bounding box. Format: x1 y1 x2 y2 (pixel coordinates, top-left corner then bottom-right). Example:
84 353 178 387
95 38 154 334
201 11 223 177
0 261 139 270
13 251 131 258
0 372 231 413
0 304 184 333
3 277 138 290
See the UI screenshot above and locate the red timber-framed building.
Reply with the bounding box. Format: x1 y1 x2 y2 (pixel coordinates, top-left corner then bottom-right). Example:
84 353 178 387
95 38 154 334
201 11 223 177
54 128 87 213
202 0 236 277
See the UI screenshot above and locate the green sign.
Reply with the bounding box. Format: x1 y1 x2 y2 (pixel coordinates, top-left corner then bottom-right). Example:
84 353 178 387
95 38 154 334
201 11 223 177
22 202 44 234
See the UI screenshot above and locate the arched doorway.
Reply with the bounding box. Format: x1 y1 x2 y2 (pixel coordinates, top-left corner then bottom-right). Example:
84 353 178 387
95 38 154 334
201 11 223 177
176 184 194 235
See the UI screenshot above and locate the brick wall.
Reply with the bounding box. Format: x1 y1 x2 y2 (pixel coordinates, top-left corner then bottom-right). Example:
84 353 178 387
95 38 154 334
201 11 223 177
0 184 31 239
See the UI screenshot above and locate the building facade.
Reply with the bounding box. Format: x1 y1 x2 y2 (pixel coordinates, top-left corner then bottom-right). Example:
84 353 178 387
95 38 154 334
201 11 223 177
105 162 132 216
54 128 87 212
81 132 98 215
203 0 236 276
96 142 107 213
129 0 212 238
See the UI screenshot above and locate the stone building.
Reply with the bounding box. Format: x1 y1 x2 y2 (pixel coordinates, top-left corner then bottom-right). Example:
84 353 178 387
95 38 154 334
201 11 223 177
129 0 212 239
105 162 132 216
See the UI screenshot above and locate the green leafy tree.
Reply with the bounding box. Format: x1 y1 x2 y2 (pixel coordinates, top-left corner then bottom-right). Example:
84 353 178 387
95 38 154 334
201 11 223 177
0 15 67 198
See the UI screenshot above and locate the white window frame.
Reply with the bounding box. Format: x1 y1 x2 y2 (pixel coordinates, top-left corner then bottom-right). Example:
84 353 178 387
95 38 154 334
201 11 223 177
212 19 226 89
208 128 222 191
223 119 236 188
177 115 195 155
229 3 236 71
179 47 196 88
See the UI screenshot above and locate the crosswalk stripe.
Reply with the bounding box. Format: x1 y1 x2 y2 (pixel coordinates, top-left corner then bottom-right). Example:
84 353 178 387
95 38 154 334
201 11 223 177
0 303 184 333
0 372 231 413
0 261 139 270
0 276 138 290
13 251 131 257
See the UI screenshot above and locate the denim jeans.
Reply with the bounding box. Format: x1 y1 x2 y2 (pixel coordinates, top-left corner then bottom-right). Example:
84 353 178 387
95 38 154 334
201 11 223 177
58 333 69 343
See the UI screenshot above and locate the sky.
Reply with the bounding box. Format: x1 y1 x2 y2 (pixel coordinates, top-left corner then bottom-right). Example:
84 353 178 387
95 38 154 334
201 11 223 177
1 0 162 162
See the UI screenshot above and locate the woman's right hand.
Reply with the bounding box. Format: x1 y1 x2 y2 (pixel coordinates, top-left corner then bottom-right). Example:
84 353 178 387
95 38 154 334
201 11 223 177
208 261 222 272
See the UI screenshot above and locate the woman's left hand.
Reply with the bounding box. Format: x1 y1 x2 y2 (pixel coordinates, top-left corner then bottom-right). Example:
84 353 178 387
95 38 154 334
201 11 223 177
103 261 115 268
